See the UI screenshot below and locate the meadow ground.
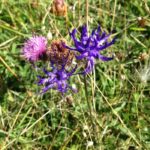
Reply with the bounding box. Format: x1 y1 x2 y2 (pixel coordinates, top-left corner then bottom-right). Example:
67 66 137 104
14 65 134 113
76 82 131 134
0 0 150 149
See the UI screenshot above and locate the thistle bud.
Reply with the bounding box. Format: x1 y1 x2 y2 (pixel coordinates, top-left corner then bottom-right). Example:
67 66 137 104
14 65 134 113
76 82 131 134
51 0 67 16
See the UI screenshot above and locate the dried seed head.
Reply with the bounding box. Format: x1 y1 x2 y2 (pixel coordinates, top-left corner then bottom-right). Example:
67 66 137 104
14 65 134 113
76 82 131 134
51 0 67 16
46 40 74 66
138 66 150 83
54 0 64 5
65 95 73 106
138 52 149 61
115 52 125 61
137 17 146 27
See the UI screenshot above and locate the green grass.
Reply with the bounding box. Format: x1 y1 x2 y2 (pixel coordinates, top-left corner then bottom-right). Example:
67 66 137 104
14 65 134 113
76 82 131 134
0 0 150 149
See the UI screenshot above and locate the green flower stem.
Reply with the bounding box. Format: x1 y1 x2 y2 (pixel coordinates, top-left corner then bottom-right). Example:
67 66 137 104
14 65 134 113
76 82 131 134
83 75 94 130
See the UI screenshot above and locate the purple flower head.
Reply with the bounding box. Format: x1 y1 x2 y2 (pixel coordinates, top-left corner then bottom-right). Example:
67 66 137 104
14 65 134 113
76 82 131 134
37 62 77 94
65 25 116 74
22 36 47 62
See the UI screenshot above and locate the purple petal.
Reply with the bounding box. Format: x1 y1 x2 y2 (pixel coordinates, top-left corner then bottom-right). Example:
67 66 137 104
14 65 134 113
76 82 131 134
67 65 78 76
96 25 101 34
84 37 92 48
96 38 115 51
70 30 86 52
89 38 97 50
83 57 95 74
43 68 55 76
41 84 55 93
98 54 113 61
80 25 88 41
91 29 96 36
97 34 110 46
76 52 88 60
63 44 77 51
70 29 79 42
57 81 68 93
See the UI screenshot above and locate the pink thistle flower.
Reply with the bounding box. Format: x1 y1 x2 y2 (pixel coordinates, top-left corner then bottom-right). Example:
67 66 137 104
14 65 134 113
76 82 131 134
22 36 47 62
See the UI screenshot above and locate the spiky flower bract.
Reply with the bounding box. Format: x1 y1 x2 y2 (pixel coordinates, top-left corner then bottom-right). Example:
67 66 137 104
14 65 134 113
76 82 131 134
37 62 77 94
65 25 116 74
22 36 47 62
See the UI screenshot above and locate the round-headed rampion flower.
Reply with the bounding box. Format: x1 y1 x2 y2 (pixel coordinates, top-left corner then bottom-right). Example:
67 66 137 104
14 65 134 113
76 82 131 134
64 25 116 74
22 36 47 62
37 63 77 93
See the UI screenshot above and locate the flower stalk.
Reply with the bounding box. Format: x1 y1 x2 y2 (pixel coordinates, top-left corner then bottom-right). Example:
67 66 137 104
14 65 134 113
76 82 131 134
83 75 95 131
86 0 89 30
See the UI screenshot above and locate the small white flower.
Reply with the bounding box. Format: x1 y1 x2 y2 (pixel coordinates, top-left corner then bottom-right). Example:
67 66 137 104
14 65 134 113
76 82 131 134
47 31 53 40
87 141 93 147
82 131 87 138
71 84 77 93
83 125 89 130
